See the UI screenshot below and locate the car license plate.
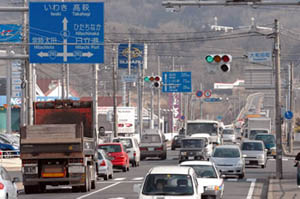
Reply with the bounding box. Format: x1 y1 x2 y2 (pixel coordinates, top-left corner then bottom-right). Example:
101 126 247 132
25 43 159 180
148 147 154 151
188 157 193 160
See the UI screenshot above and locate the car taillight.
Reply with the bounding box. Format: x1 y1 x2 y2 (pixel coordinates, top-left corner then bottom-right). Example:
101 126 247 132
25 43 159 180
133 151 136 157
155 147 163 151
100 160 106 166
140 147 147 151
0 183 4 190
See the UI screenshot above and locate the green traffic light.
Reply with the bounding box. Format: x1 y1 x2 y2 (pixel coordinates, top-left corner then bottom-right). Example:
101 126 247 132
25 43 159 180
205 55 214 63
144 76 150 82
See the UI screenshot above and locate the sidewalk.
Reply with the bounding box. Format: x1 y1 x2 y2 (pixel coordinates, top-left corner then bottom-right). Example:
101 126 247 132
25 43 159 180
267 141 300 199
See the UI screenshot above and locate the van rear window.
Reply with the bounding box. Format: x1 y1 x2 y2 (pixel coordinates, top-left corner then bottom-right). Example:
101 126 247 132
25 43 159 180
141 135 161 143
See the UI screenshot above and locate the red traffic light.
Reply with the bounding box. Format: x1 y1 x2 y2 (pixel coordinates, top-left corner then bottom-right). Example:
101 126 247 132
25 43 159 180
154 76 161 81
222 55 231 63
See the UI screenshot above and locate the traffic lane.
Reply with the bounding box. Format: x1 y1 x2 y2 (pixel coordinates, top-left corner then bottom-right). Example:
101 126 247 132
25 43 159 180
17 150 178 199
223 178 256 199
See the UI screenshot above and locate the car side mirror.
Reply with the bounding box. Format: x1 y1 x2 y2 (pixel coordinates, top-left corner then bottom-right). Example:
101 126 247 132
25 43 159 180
133 184 141 193
12 177 20 183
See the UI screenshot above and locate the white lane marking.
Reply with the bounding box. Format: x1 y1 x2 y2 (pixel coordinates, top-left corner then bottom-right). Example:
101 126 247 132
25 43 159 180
108 198 125 199
76 182 121 199
113 177 126 181
132 177 144 181
246 178 256 199
226 179 238 182
98 181 143 184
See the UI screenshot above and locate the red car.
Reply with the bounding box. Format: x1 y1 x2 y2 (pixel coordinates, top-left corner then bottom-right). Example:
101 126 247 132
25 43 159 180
98 143 130 172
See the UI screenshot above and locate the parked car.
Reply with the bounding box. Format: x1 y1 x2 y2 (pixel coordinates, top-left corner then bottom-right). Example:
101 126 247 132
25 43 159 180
180 161 224 199
98 143 130 172
133 166 203 198
139 130 167 160
179 137 208 163
222 128 236 143
210 145 246 179
112 136 141 167
241 140 267 168
97 149 114 180
254 133 276 158
171 135 183 150
0 166 19 199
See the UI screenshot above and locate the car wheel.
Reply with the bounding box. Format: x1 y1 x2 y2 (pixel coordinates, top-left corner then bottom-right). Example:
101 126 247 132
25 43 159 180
122 166 127 172
109 172 113 179
238 173 244 179
127 165 130 171
171 146 175 150
261 164 265 168
104 174 108 181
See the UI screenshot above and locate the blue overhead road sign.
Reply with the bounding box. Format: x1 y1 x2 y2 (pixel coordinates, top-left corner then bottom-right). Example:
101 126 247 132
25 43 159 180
162 71 192 93
29 2 104 64
118 44 144 69
0 24 22 43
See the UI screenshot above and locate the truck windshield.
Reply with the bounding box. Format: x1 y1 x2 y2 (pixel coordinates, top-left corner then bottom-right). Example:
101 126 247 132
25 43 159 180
142 174 194 196
181 139 205 148
187 123 218 136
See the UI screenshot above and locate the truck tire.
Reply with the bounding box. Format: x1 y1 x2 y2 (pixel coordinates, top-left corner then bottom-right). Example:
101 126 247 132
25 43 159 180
72 186 80 192
24 185 37 194
80 168 90 192
91 180 96 189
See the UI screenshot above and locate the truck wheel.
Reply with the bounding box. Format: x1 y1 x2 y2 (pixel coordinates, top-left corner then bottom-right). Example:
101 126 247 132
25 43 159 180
24 185 34 194
80 168 90 192
72 186 80 192
91 180 96 189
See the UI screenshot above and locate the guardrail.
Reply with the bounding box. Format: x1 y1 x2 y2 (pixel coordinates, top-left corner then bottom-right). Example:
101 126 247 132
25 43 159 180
0 150 20 159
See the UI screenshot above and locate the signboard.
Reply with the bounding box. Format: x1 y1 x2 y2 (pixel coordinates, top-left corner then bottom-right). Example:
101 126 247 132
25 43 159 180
29 2 104 63
0 24 22 43
204 90 212 98
196 90 203 98
11 61 22 98
203 98 221 102
162 71 192 93
121 74 137 83
117 107 135 133
118 44 144 69
248 51 272 63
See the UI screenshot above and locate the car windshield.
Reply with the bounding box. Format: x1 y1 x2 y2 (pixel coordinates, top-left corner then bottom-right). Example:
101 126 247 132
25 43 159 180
187 123 218 136
141 135 161 143
99 144 121 153
181 139 205 148
181 165 217 178
255 135 275 145
223 129 234 135
113 138 133 148
213 148 240 158
249 130 268 139
242 142 263 151
142 174 194 196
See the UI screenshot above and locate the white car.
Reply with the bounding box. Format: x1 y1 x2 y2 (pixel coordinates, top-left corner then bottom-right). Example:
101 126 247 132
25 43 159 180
0 166 19 199
241 140 267 168
222 128 236 143
180 161 224 199
133 166 203 198
112 136 141 167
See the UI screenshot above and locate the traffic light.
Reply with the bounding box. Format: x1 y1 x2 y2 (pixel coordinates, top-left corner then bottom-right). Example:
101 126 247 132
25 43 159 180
205 54 232 72
144 75 161 88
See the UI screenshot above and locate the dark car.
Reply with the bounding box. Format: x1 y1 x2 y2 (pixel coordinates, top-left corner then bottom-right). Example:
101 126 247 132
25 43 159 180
179 137 208 163
254 133 276 158
171 135 183 150
0 143 19 158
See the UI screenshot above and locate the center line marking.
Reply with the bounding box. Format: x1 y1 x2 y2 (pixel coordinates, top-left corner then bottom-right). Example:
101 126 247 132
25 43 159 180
76 182 121 199
246 178 256 199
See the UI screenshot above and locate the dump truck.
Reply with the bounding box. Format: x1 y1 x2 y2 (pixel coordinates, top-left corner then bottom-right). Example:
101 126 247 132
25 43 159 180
20 100 97 194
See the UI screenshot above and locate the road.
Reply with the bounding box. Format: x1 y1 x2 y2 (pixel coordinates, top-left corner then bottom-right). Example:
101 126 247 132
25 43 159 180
13 146 295 199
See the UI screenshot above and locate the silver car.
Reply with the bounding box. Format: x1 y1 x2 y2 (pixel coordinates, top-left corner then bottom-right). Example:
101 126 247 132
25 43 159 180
241 140 267 168
97 149 114 180
222 128 236 143
210 145 245 179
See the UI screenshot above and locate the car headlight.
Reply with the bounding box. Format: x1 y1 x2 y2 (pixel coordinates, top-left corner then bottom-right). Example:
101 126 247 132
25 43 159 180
257 154 264 159
206 185 221 191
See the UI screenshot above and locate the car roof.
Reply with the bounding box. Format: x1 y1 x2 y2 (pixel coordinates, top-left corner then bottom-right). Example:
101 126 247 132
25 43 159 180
182 137 206 140
149 166 192 175
187 120 218 124
180 161 213 166
99 143 122 146
242 140 264 143
215 145 240 149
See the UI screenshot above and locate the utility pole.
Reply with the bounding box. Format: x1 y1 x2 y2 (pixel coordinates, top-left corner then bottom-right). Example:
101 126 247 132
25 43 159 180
93 64 99 143
22 0 28 126
288 62 294 153
274 19 283 179
158 56 161 132
6 59 11 134
137 62 143 139
66 64 69 99
150 73 154 129
62 64 66 99
112 46 118 138
127 40 131 106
